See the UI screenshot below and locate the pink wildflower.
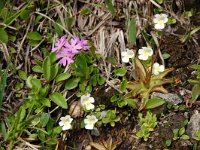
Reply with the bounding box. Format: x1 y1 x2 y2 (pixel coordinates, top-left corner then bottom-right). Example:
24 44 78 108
52 36 90 67
79 39 90 50
64 37 82 54
52 36 66 52
57 51 75 66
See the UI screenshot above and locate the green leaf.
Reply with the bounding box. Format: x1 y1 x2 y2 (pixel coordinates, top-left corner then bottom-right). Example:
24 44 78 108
41 98 51 107
66 17 74 30
165 139 172 147
50 64 59 80
56 72 71 83
113 68 127 77
0 28 8 43
126 98 137 108
43 56 51 81
120 80 127 92
191 84 200 103
127 18 136 45
145 98 165 109
155 0 163 4
105 0 116 16
32 65 43 73
18 70 27 80
40 113 50 127
179 127 185 136
30 78 41 93
65 78 80 90
180 135 190 140
46 138 57 145
49 92 68 109
27 31 42 41
75 54 89 78
1 121 7 141
80 8 91 16
97 76 105 85
38 130 46 141
162 53 170 59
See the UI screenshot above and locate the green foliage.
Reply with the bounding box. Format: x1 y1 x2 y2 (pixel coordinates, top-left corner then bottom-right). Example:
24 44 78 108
136 111 157 141
113 68 127 77
101 110 120 127
0 63 10 108
49 92 68 109
127 18 136 45
0 28 8 43
188 64 200 104
125 58 173 110
173 120 189 141
65 53 105 94
105 0 116 16
194 130 200 141
110 95 137 108
173 128 189 140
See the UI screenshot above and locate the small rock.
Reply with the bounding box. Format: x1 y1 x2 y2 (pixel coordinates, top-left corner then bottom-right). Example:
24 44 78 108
151 92 183 105
68 101 84 118
187 110 200 138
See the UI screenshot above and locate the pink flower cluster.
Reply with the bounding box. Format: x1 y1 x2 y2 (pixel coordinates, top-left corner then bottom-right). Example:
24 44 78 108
52 36 90 66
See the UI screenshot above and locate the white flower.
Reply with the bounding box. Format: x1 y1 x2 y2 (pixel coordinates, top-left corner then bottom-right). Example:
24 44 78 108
84 115 98 130
81 93 95 110
121 48 135 63
153 14 168 30
138 47 153 60
59 115 73 130
152 62 165 75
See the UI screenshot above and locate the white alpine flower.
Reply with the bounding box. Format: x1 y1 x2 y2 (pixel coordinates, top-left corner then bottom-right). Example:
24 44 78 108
81 93 95 110
138 47 153 60
84 115 98 130
59 115 73 130
153 14 168 30
121 48 135 63
152 62 165 75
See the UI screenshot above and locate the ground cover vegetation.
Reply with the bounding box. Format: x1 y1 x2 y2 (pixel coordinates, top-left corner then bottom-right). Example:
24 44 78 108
0 0 200 149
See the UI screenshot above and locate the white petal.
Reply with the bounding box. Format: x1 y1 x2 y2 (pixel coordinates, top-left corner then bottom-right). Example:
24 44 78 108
159 65 165 72
59 121 64 126
138 54 148 60
85 103 94 110
153 70 159 75
62 123 72 130
153 62 159 67
127 50 135 58
155 23 165 30
89 97 94 103
121 51 127 56
122 56 129 63
138 48 144 55
85 124 94 130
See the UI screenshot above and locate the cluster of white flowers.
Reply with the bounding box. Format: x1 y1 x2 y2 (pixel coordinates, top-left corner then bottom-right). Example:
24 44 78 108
153 14 168 30
121 46 164 75
59 13 168 133
59 93 98 130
